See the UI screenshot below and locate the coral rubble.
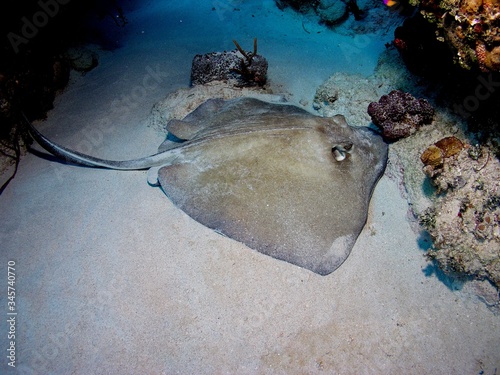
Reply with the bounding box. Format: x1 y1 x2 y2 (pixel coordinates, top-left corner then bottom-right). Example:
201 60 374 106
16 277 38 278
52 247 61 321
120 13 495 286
367 90 435 141
420 138 500 291
313 72 381 125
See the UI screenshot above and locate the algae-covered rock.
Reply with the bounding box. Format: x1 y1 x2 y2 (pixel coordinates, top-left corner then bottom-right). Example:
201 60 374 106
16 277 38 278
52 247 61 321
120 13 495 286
316 0 349 26
274 0 373 29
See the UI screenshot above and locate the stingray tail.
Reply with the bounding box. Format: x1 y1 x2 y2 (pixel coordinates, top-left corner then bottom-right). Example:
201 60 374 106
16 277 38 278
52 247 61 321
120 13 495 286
24 114 176 170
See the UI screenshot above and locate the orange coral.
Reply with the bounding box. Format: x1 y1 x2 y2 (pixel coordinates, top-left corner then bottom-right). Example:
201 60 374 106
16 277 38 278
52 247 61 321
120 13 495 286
460 0 483 13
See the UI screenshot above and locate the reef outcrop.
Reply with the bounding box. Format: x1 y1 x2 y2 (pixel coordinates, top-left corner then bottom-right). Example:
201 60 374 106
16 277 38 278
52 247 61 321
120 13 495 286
419 138 500 290
393 14 456 77
190 39 268 87
367 90 435 141
406 0 500 72
313 57 500 306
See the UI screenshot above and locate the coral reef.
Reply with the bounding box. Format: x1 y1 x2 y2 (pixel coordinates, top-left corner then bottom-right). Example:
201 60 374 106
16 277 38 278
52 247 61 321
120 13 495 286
393 14 456 77
276 0 406 36
411 0 500 72
276 0 347 25
367 90 435 141
0 55 72 193
419 139 500 291
312 50 500 307
0 1 130 192
190 39 268 87
392 13 500 143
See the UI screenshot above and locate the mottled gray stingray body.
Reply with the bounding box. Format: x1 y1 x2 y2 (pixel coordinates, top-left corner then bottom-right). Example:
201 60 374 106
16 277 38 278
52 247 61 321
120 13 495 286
28 97 388 275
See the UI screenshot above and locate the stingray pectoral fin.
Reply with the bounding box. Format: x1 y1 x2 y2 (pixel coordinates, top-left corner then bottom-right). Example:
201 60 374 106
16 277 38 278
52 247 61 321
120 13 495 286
166 119 200 140
26 117 177 170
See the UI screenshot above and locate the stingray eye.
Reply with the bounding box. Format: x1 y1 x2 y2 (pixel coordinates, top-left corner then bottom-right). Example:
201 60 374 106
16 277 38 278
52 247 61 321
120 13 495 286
332 146 346 161
332 143 353 162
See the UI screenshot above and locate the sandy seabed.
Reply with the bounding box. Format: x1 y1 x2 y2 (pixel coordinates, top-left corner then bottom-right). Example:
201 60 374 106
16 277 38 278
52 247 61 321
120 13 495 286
1 1 499 373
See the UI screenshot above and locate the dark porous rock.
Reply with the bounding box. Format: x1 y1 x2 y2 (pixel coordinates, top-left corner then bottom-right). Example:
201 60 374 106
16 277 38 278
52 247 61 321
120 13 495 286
191 51 241 85
367 90 434 141
190 40 268 87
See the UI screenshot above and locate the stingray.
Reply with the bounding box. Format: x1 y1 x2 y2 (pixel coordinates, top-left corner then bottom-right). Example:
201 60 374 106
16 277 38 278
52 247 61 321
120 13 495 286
27 97 388 275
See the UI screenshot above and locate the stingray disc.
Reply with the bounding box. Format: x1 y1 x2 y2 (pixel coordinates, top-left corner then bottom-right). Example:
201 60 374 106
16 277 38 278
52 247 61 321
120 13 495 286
157 98 387 275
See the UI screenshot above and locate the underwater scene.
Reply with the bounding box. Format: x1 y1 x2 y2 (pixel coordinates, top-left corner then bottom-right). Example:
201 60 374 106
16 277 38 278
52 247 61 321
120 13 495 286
0 0 499 373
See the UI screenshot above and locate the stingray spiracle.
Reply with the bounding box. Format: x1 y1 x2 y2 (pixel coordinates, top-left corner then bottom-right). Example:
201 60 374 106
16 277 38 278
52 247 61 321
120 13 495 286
332 143 353 161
